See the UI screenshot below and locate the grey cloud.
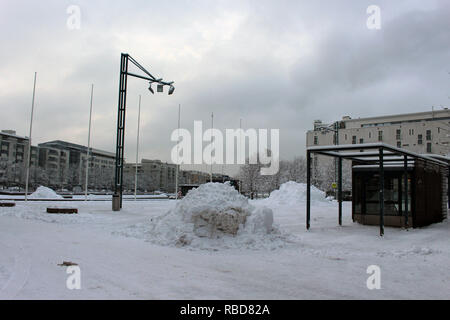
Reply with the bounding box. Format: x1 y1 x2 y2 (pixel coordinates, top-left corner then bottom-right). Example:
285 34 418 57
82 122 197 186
0 0 449 175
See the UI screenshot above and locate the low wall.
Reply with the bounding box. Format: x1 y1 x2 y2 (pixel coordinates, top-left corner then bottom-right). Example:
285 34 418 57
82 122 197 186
354 214 412 228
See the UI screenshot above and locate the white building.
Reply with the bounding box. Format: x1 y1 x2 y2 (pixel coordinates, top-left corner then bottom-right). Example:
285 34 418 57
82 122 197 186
306 109 450 191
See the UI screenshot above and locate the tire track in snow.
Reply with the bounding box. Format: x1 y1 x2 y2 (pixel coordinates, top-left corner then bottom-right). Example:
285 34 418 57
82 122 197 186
0 245 32 299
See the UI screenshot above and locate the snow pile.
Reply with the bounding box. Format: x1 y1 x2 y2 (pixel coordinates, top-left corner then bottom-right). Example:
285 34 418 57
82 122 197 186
28 186 63 199
264 181 331 206
125 182 291 250
175 182 253 238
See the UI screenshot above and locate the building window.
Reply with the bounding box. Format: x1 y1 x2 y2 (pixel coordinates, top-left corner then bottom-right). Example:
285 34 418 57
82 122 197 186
418 134 423 145
396 129 401 140
426 130 432 141
378 131 383 141
352 136 357 144
397 141 401 148
313 136 318 145
345 134 348 140
359 138 364 144
427 143 432 153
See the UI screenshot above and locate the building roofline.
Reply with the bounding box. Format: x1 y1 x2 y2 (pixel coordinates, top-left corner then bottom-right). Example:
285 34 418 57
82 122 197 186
307 143 448 167
342 109 449 123
38 140 115 158
0 131 29 140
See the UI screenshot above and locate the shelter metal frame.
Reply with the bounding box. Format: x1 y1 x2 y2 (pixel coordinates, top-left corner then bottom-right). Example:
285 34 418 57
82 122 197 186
306 143 448 236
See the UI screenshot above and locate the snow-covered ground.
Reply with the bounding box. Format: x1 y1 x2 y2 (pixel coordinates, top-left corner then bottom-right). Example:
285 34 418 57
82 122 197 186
0 192 449 299
0 194 168 200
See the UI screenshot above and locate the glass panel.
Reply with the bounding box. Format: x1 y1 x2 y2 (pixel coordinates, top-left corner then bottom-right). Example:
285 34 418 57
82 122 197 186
365 176 379 215
384 177 400 216
354 176 362 214
364 174 401 216
401 174 412 213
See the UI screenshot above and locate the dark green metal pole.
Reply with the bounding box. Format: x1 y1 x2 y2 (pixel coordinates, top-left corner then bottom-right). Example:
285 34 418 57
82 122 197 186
448 167 449 208
404 155 409 228
114 53 129 209
379 147 384 236
338 156 342 226
306 150 311 230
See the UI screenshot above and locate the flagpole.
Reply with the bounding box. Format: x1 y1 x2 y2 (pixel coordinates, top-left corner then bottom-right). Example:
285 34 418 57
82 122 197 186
85 84 94 201
239 118 242 194
25 72 37 202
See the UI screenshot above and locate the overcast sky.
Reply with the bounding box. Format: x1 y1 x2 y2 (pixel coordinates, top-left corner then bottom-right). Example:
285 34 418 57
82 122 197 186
0 0 449 174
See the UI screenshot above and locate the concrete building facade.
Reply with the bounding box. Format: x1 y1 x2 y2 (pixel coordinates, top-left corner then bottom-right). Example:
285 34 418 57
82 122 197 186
123 159 177 192
0 130 29 186
38 140 116 190
306 109 450 191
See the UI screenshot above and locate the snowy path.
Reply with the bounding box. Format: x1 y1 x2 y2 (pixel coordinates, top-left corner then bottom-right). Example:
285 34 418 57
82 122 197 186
0 200 449 299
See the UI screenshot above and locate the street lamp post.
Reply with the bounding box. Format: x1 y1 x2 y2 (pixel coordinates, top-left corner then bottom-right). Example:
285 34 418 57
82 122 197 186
113 53 175 211
318 122 342 225
319 122 339 198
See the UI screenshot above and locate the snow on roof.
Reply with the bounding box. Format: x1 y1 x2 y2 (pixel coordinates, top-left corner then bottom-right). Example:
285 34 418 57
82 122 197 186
307 143 448 167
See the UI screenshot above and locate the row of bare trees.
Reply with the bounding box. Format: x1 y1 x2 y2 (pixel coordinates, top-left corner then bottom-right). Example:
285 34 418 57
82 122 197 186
238 156 351 196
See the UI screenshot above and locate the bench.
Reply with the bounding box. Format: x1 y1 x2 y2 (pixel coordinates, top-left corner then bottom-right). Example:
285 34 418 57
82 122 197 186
47 207 78 214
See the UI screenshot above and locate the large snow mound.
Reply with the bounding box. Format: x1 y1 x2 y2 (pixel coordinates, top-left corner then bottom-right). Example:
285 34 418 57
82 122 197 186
264 181 331 206
121 183 292 250
176 182 253 237
28 186 63 199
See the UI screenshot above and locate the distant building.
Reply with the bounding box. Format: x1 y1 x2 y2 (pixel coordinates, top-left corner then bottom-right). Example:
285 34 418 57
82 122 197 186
306 109 450 191
38 140 116 190
0 130 29 186
179 170 210 185
124 159 177 192
37 146 70 187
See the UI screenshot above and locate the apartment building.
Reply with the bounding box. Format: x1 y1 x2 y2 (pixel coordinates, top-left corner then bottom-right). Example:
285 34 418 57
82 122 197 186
37 146 70 186
123 159 177 192
0 130 30 185
0 132 117 190
38 140 116 190
306 109 450 190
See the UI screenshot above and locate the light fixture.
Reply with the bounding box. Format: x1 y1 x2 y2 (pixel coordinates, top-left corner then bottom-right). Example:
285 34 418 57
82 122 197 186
157 84 164 93
168 85 175 95
148 83 154 94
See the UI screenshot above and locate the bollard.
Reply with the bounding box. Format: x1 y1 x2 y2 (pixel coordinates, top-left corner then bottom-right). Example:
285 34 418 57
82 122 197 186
113 194 120 211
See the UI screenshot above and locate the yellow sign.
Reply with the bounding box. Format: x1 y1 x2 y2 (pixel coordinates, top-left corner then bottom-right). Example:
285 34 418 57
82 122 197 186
331 182 337 189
